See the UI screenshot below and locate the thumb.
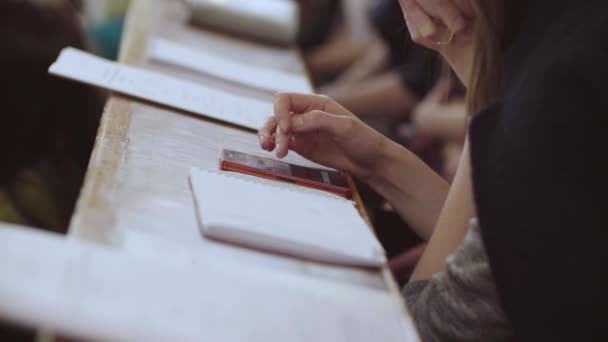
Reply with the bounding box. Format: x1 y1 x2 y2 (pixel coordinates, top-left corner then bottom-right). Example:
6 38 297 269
291 110 354 138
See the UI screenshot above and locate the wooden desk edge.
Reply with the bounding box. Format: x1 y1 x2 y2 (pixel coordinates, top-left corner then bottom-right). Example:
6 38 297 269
67 0 150 241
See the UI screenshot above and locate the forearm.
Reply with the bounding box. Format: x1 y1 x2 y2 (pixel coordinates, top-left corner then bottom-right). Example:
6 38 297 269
305 26 371 77
367 140 450 239
328 72 420 120
414 102 467 141
411 142 475 280
329 38 388 86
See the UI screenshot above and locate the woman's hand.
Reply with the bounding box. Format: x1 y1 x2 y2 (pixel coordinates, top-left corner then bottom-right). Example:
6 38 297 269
259 93 451 238
399 0 475 84
258 93 390 181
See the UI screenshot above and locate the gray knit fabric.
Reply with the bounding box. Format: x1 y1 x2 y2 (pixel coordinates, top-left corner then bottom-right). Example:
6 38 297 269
403 219 514 342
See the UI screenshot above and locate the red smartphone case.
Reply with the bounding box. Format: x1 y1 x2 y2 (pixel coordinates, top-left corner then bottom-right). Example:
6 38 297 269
220 159 352 199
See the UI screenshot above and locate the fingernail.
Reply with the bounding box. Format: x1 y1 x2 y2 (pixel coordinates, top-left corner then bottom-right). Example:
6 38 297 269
259 135 265 143
451 18 466 33
420 21 435 37
411 30 421 42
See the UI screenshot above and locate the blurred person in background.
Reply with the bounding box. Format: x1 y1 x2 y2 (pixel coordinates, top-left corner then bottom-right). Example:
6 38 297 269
407 68 467 182
0 0 103 234
0 1 108 339
303 0 380 85
297 0 342 52
80 0 129 59
321 0 439 128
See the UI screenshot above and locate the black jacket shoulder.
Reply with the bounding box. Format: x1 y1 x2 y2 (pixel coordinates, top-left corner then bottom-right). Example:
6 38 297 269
469 3 608 341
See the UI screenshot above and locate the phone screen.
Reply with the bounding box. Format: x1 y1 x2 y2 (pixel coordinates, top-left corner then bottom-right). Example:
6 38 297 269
220 149 351 197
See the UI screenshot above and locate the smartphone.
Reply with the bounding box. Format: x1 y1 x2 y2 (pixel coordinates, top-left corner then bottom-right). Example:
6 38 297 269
220 149 352 198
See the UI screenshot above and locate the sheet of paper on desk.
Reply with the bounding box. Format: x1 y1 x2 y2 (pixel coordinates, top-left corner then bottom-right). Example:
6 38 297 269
148 37 311 94
190 168 387 267
0 224 419 342
49 47 272 130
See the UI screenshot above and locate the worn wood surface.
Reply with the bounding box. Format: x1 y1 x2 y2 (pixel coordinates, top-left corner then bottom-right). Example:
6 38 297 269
66 0 417 339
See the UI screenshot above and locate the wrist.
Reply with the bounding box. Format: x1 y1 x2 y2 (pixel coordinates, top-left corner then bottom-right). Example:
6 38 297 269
366 140 450 238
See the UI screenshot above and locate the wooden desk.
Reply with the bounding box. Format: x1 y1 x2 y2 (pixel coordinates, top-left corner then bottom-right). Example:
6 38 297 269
67 0 418 340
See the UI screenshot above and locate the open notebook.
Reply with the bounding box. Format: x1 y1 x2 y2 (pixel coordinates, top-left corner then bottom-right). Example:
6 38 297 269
0 223 419 342
187 0 299 46
190 168 387 267
49 47 272 130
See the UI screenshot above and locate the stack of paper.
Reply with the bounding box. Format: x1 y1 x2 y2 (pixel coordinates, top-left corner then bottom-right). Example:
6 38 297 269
190 168 387 267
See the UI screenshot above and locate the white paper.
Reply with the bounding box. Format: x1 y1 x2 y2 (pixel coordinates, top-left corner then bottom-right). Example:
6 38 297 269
190 168 387 267
148 37 311 93
49 47 272 130
187 0 299 45
0 224 419 342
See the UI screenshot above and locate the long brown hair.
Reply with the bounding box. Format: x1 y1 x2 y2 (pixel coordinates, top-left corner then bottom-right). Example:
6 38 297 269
467 1 521 114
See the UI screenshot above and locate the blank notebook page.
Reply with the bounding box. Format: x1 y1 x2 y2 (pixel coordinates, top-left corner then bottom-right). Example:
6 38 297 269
190 168 386 267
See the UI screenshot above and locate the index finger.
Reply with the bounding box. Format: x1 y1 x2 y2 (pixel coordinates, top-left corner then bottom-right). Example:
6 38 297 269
416 0 467 34
400 0 439 47
273 93 331 134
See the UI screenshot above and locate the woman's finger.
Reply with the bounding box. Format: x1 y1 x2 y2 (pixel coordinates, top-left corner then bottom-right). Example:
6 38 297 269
417 0 467 34
291 110 354 138
403 8 424 46
273 93 335 134
400 0 438 42
258 116 278 151
277 109 355 159
273 93 336 158
275 124 291 158
401 0 455 49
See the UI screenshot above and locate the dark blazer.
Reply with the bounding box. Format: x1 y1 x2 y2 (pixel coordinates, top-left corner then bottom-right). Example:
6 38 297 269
469 0 608 340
